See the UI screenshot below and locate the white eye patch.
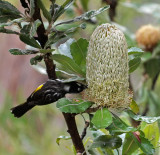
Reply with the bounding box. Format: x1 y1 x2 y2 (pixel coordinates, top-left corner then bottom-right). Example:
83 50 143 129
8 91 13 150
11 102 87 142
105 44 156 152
64 85 70 92
77 83 82 87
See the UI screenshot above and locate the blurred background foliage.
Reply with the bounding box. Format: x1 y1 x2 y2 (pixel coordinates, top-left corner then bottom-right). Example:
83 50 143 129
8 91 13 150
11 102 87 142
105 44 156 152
0 0 160 154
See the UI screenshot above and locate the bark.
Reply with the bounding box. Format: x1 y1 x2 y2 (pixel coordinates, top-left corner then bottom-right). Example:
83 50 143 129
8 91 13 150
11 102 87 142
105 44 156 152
29 1 86 154
102 0 118 21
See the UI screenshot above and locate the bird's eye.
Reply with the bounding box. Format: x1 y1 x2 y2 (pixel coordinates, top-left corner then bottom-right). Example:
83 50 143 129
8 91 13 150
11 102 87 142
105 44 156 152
78 88 81 91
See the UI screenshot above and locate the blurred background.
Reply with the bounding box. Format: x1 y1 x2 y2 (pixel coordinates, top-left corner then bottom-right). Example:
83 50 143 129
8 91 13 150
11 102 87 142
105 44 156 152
0 0 160 154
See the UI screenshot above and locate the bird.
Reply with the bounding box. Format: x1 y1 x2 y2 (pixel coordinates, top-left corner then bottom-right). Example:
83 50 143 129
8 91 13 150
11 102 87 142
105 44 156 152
11 79 87 118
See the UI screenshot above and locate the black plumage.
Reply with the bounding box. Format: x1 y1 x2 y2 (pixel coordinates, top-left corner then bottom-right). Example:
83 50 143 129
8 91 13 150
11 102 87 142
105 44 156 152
11 79 87 118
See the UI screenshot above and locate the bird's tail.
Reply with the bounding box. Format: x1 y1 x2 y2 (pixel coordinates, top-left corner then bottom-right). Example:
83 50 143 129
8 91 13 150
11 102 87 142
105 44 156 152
11 102 35 118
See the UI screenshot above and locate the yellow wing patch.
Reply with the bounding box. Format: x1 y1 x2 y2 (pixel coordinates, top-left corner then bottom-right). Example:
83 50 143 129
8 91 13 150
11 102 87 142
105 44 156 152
30 84 44 98
33 84 43 93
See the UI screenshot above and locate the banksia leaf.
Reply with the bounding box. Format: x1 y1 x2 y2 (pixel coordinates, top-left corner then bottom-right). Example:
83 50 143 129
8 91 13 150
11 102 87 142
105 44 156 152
84 23 132 110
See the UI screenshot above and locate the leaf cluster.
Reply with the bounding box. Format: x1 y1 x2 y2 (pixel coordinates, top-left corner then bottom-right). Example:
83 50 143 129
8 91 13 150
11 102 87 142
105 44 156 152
1 0 160 155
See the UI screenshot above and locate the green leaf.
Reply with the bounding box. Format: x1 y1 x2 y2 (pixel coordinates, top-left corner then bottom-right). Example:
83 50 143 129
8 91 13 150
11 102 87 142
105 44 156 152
91 130 105 138
125 34 136 47
55 5 110 26
129 132 155 155
0 18 23 27
152 42 160 57
51 54 85 76
0 14 20 23
70 38 88 72
89 146 114 155
144 58 160 78
20 34 41 48
61 0 74 11
127 110 160 124
56 135 71 145
90 135 122 149
37 0 51 22
20 24 32 34
55 22 86 32
59 76 85 83
56 98 93 113
141 52 152 62
91 108 112 129
88 148 99 155
107 117 137 135
55 69 85 81
148 91 160 115
101 148 114 155
30 55 43 65
80 0 89 11
45 32 66 48
9 48 38 55
128 47 144 56
122 133 139 155
53 0 74 21
129 57 141 73
64 23 87 34
137 86 148 104
130 100 139 114
39 49 55 54
49 1 56 16
139 135 155 154
30 0 35 16
49 25 85 48
0 2 21 22
0 1 21 16
55 68 82 79
0 27 19 35
30 19 41 37
142 122 159 148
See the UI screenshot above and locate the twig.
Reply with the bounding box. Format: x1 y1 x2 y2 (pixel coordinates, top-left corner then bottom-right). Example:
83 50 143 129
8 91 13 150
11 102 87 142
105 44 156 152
32 0 56 79
32 1 47 48
81 121 90 140
85 106 100 113
102 0 118 21
151 73 159 90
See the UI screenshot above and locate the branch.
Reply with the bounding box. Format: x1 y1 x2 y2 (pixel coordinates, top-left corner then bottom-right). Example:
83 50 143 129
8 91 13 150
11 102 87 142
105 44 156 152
31 1 86 154
102 0 118 21
44 54 56 79
142 72 159 116
63 113 86 154
32 0 56 79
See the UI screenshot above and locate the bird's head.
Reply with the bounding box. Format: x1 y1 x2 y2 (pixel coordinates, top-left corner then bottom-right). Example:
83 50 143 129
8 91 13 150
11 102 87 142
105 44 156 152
64 81 87 93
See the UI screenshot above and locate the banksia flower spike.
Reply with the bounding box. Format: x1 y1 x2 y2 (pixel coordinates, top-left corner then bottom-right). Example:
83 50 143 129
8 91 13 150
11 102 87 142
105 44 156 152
84 23 132 110
136 24 160 51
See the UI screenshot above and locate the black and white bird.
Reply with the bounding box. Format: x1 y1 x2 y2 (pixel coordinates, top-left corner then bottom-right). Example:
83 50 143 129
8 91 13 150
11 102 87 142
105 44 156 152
11 79 87 118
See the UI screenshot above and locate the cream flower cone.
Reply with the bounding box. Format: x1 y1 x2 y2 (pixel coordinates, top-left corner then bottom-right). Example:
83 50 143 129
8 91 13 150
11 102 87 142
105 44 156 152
84 23 132 110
